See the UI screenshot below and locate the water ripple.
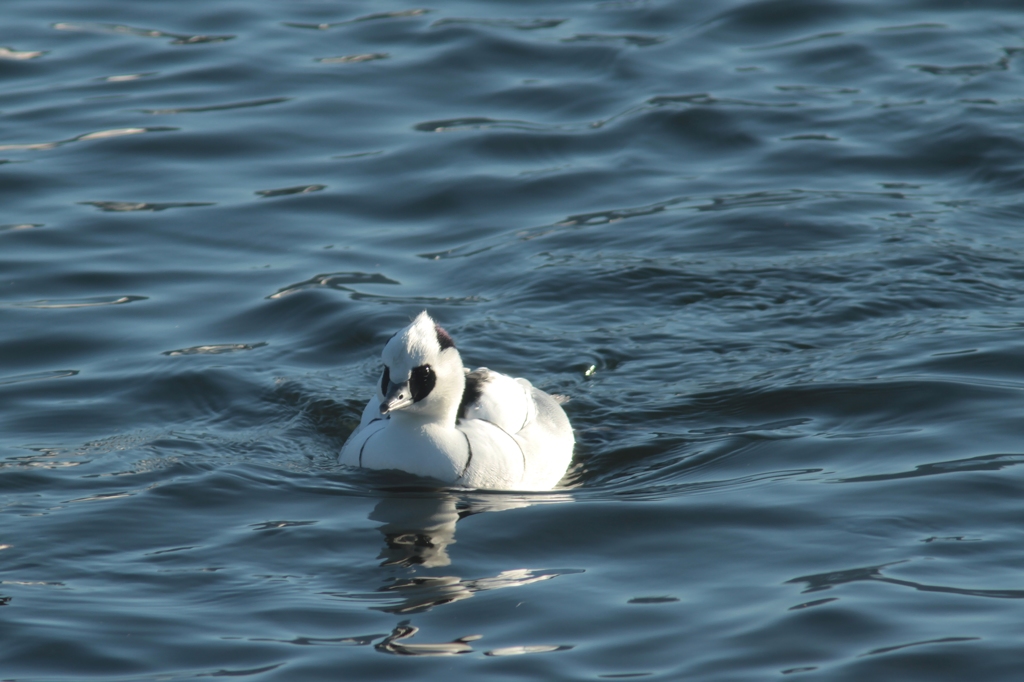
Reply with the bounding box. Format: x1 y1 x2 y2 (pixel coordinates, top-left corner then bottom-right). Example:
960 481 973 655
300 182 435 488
418 187 913 259
627 596 680 604
414 117 551 133
284 9 430 30
316 53 389 64
648 93 800 108
0 47 46 60
837 453 1024 484
162 343 268 357
0 370 78 386
340 568 578 615
561 33 667 47
0 127 175 152
789 561 1024 600
80 201 214 212
96 72 156 82
782 133 839 141
2 295 147 309
862 637 980 658
249 632 382 647
269 272 482 304
52 22 234 44
911 55 1012 77
746 31 846 51
256 184 325 198
432 17 567 30
375 622 479 656
142 97 289 115
268 272 400 299
203 664 283 676
485 644 573 656
0 223 42 233
875 23 947 32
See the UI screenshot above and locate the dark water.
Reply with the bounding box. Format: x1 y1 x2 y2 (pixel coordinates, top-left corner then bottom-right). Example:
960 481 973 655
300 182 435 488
3 0 1024 679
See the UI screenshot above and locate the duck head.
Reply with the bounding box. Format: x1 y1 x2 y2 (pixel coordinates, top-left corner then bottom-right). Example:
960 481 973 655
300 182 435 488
378 312 465 423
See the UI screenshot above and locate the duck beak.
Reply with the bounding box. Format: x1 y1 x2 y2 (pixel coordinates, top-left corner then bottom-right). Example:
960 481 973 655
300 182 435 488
380 381 414 415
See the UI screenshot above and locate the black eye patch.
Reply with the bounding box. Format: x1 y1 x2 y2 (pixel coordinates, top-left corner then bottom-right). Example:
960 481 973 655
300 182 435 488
410 364 435 402
380 365 390 395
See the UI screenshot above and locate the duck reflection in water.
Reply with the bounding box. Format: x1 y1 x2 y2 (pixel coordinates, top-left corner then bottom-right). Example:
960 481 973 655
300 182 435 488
371 493 464 569
371 490 565 568
355 490 579 656
369 492 576 610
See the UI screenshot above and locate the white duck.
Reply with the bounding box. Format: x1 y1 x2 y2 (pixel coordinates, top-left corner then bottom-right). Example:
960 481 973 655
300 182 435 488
340 312 573 490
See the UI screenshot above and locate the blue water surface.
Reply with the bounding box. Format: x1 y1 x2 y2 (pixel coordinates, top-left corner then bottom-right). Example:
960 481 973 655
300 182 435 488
3 0 1024 679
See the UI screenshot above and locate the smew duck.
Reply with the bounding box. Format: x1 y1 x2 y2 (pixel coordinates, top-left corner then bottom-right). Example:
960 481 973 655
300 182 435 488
339 312 573 490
